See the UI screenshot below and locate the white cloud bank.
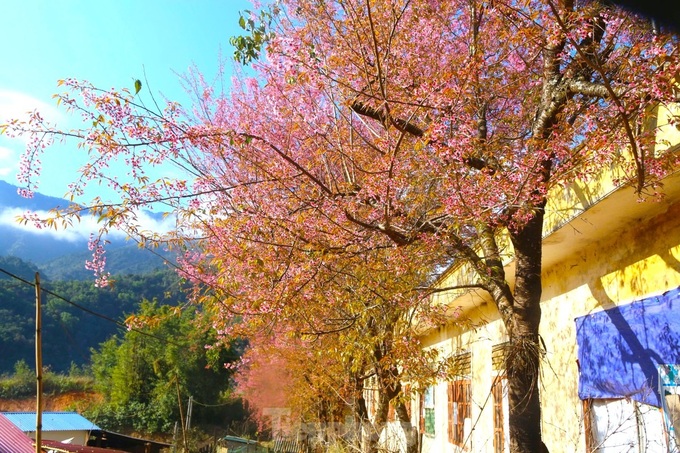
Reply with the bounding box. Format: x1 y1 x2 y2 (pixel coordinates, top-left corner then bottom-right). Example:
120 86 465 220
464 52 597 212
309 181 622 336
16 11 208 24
0 146 14 177
0 90 61 124
0 207 177 243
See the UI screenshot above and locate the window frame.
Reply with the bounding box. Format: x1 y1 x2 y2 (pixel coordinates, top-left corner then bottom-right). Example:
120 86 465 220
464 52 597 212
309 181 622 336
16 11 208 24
491 375 508 453
422 385 436 436
447 352 472 447
448 378 471 446
492 343 509 453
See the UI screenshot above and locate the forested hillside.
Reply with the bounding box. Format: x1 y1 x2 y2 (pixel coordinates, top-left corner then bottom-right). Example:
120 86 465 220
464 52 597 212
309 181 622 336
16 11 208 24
0 255 185 373
0 180 173 278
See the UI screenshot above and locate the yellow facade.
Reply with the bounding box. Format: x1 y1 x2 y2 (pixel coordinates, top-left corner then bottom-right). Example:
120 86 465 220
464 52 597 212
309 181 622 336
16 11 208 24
416 119 680 452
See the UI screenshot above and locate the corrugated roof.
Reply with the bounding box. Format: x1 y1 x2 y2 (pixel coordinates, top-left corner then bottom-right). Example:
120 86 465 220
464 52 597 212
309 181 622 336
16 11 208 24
0 413 36 453
93 430 172 449
2 412 100 432
41 439 129 453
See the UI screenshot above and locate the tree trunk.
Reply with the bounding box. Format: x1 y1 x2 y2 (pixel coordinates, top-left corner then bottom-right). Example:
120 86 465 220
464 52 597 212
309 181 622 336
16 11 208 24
394 400 418 453
352 375 370 452
507 208 549 453
361 390 389 453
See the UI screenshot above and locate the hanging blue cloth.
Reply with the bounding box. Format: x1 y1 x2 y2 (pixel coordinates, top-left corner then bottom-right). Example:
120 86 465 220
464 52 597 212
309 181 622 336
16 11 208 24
575 286 680 407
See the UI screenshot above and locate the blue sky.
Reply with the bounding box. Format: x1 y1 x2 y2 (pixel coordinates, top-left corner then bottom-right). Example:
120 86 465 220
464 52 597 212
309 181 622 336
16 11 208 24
0 0 252 200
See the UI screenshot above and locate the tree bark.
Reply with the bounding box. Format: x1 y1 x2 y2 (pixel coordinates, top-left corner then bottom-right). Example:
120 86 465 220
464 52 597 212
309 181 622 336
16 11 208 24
361 390 389 453
507 207 549 453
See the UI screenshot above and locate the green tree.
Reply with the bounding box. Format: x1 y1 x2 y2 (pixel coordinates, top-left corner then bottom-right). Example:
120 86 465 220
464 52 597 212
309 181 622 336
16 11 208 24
89 300 242 434
0 264 185 373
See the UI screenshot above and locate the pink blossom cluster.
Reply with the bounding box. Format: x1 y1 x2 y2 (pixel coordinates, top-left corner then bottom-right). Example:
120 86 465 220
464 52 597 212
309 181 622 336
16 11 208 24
85 234 111 287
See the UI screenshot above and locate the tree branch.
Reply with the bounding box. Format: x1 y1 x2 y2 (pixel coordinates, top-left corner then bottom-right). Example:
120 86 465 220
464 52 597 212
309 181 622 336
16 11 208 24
344 209 413 245
415 283 487 294
567 79 623 98
350 99 425 137
351 98 503 175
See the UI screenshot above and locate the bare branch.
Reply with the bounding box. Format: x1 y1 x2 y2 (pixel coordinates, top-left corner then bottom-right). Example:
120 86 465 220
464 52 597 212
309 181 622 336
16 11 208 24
350 99 425 137
567 79 623 98
415 283 486 294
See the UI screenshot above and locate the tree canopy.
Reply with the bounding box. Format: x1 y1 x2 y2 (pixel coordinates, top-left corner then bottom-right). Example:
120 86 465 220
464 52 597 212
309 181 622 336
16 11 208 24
2 0 679 451
89 300 243 434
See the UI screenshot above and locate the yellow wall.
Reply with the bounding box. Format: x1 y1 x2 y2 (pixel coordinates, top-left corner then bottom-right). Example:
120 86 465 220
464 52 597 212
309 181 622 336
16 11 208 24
419 299 508 452
419 192 680 452
539 198 680 451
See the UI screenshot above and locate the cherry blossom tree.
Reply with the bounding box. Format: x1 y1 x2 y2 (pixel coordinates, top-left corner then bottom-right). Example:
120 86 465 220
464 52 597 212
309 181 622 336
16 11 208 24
218 240 449 452
2 0 679 452
235 331 352 438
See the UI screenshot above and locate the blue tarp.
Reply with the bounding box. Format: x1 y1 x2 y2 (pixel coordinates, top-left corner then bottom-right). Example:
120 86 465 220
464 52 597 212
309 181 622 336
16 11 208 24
575 287 680 407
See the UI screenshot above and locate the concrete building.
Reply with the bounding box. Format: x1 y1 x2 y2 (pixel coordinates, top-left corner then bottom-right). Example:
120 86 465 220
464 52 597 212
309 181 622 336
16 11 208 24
409 104 680 452
2 411 100 446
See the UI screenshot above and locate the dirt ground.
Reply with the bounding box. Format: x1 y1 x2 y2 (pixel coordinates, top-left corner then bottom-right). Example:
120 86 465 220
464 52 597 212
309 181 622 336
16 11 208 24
0 391 103 412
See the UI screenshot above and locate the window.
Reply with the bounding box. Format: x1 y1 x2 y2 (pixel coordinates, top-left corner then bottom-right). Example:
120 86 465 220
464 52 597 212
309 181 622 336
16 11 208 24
422 386 435 436
448 352 471 447
580 365 680 451
492 377 509 453
448 379 471 446
492 343 509 453
660 364 680 451
584 398 669 451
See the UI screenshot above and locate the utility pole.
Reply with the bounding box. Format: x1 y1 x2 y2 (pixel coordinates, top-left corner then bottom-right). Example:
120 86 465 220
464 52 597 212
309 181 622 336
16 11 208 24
185 396 193 432
175 377 188 451
35 272 43 453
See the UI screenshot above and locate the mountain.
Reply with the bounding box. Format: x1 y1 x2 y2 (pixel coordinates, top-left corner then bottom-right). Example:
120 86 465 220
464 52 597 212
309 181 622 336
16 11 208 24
0 180 174 279
0 179 78 211
0 255 186 373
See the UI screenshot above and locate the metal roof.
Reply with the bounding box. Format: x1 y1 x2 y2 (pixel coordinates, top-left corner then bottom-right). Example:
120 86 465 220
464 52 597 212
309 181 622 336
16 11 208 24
41 439 129 453
91 429 172 451
0 413 35 453
2 412 100 432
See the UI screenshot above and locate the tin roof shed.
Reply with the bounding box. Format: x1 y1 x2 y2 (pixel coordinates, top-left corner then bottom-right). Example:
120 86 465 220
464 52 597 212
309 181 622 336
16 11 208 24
0 413 35 453
41 439 129 453
2 411 101 432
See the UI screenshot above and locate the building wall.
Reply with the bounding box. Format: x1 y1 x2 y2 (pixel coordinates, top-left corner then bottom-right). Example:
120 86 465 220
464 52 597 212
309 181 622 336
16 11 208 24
540 198 680 451
25 429 89 445
417 194 680 452
418 302 507 453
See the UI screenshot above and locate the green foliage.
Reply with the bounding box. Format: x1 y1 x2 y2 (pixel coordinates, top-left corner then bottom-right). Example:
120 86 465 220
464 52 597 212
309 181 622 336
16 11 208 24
229 7 277 65
0 260 185 374
0 360 93 399
88 401 175 433
38 245 173 281
87 301 243 434
0 360 34 398
43 370 94 395
0 256 40 281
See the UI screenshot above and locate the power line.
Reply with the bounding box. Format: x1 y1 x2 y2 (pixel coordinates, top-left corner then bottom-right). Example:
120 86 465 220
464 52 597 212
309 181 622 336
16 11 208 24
0 266 183 348
191 398 238 408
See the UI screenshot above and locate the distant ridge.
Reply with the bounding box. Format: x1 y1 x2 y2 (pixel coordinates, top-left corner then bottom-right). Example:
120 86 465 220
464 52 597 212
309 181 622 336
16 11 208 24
0 180 174 279
0 179 78 211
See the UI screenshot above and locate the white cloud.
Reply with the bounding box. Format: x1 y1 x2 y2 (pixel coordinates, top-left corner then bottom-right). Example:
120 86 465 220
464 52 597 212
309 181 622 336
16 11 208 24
0 207 118 242
135 210 177 235
0 90 61 124
0 207 177 243
0 146 14 176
